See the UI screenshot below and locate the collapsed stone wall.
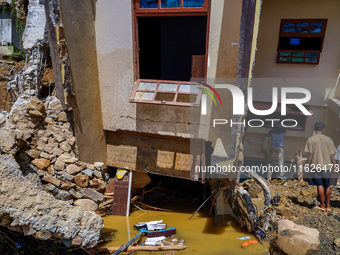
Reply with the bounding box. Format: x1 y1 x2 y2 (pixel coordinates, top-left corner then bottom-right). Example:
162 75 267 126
8 0 49 100
0 154 102 248
0 94 108 247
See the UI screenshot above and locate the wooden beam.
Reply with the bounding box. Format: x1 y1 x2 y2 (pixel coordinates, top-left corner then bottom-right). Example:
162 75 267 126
43 0 67 112
228 0 257 162
105 245 188 253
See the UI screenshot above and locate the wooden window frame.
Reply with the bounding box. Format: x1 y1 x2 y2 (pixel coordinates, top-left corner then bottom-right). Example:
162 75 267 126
133 0 210 81
130 79 203 107
277 19 327 65
134 0 209 16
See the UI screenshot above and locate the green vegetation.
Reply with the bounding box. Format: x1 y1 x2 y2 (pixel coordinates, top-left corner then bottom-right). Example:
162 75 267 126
2 1 25 44
1 1 25 60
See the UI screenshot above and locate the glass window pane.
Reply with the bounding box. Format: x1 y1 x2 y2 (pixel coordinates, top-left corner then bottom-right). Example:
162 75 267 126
284 23 295 27
179 84 199 93
134 92 154 101
305 58 317 63
292 52 304 57
183 0 204 7
297 22 309 27
161 0 181 8
306 53 318 57
292 57 304 62
138 82 157 90
280 52 291 56
311 22 322 27
283 28 295 33
310 28 321 33
155 93 175 102
290 38 300 45
296 28 308 33
279 57 291 62
140 0 158 8
158 83 178 92
177 94 197 103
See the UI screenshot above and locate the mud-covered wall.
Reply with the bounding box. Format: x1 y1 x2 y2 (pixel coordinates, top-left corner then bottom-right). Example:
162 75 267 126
58 0 106 164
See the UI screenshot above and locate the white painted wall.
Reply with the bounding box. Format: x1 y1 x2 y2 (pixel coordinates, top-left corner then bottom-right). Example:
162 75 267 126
251 0 340 106
244 0 340 161
95 0 136 131
0 19 12 45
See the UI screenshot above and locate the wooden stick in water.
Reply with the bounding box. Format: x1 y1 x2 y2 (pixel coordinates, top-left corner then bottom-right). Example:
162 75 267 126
136 202 172 212
107 245 188 253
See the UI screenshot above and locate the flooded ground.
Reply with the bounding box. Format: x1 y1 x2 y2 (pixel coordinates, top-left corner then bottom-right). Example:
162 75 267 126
101 209 269 255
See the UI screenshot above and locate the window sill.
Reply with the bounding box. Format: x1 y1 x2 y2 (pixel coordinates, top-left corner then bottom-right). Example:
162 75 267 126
130 79 203 107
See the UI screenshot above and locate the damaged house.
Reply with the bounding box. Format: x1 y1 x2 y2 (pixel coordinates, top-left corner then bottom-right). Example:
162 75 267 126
59 0 261 216
244 0 340 165
1 0 339 252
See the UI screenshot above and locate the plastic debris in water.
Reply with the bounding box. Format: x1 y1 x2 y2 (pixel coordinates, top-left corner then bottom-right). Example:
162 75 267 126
134 220 166 231
145 236 166 246
241 240 258 247
257 229 265 238
16 242 22 249
237 236 250 240
116 169 127 179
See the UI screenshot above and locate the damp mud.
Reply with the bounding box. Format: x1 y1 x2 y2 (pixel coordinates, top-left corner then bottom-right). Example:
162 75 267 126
101 209 270 254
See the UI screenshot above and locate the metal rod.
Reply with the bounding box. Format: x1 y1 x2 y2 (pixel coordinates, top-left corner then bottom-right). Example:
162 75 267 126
112 231 143 255
126 171 133 216
189 188 218 220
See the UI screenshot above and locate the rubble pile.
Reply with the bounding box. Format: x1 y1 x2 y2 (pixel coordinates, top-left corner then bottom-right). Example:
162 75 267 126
271 219 320 255
241 178 340 255
2 95 111 211
0 154 103 248
8 0 49 101
0 94 110 247
272 179 340 255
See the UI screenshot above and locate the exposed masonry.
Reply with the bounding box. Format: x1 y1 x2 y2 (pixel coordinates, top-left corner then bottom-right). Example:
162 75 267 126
8 0 48 100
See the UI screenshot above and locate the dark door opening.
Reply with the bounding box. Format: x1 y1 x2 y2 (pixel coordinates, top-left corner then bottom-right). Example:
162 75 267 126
138 16 207 81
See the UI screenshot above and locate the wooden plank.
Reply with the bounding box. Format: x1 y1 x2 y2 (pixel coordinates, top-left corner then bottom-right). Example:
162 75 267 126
156 150 175 169
106 131 205 180
112 174 130 216
107 144 137 170
132 171 151 189
191 55 205 78
43 0 67 112
175 153 192 171
106 245 188 253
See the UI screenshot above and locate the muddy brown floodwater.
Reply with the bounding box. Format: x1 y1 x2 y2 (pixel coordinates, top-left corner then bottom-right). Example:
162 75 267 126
101 210 269 254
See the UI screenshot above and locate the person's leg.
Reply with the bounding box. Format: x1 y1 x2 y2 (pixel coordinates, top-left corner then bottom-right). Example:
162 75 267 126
325 186 331 210
267 146 274 181
323 177 331 210
317 185 325 209
267 166 272 181
268 146 274 164
277 147 285 178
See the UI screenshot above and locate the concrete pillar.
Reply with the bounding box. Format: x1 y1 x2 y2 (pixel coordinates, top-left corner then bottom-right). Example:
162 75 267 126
59 0 106 163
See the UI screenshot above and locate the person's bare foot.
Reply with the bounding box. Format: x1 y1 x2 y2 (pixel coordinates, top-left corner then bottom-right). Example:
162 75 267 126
326 207 331 211
314 206 325 211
